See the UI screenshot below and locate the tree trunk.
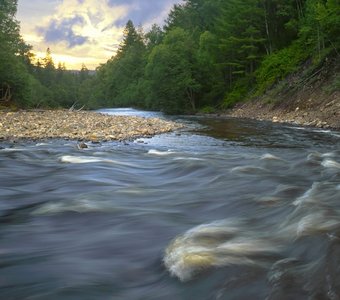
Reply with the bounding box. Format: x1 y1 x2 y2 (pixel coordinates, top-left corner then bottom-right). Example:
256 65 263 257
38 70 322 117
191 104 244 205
1 83 12 102
262 0 272 55
186 87 196 111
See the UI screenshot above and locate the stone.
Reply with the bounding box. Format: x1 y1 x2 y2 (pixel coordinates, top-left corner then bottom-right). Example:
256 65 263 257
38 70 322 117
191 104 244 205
77 142 88 149
0 110 183 142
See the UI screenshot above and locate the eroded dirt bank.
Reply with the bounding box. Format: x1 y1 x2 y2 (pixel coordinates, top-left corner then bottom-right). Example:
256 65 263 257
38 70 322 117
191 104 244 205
229 56 340 129
229 90 339 129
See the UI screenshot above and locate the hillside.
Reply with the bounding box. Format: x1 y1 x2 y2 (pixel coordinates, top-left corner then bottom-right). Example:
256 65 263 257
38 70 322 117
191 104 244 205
230 54 340 129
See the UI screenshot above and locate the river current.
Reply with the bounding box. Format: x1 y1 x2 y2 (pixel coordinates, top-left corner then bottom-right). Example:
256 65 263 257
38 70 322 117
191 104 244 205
1 108 340 299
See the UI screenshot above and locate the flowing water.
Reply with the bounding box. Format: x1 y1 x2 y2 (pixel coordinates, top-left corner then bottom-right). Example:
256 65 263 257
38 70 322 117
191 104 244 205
1 108 340 300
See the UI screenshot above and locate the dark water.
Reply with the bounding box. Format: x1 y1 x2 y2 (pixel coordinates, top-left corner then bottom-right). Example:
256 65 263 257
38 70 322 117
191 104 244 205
1 109 340 300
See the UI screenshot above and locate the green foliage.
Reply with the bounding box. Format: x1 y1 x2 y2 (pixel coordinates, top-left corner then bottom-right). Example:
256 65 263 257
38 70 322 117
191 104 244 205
97 20 147 108
297 0 340 70
255 42 310 93
145 27 200 114
2 0 339 112
223 77 253 108
145 24 164 49
0 0 35 106
199 106 216 114
90 0 339 113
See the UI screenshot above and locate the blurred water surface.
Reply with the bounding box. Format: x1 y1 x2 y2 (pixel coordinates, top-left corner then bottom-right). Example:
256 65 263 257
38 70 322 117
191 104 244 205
1 109 340 299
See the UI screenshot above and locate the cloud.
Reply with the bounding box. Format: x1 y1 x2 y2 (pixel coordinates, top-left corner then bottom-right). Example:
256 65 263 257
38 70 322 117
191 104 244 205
108 0 181 27
26 0 128 68
17 0 182 69
38 16 88 48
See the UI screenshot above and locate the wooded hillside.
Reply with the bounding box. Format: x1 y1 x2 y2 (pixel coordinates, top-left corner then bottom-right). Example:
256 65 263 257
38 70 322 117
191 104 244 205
1 0 339 113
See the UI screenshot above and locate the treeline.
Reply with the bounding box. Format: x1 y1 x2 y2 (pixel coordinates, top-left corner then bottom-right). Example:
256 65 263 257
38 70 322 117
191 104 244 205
28 48 93 109
0 0 91 109
1 0 339 113
88 0 339 114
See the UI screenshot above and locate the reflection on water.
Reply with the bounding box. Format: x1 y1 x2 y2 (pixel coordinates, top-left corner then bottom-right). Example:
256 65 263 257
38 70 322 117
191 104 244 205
1 109 340 299
97 107 165 119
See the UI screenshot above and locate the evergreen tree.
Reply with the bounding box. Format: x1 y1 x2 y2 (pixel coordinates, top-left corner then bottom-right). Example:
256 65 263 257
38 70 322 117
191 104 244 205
79 63 89 82
145 24 164 50
145 28 200 113
102 20 146 107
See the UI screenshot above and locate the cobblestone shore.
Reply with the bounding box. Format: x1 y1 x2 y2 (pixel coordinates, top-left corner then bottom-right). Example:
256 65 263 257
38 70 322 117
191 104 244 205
0 110 183 142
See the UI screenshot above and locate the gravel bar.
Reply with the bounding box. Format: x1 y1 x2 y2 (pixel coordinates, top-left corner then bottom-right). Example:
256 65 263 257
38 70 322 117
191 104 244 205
0 110 183 142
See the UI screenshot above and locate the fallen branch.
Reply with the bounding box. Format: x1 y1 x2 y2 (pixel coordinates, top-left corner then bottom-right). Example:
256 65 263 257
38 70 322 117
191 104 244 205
0 83 12 102
69 102 85 112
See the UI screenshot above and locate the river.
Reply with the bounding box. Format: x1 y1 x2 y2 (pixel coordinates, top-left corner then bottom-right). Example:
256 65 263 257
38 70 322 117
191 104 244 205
1 108 340 299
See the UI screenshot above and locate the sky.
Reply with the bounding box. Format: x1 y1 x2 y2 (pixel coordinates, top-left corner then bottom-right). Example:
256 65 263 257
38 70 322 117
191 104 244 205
17 0 182 70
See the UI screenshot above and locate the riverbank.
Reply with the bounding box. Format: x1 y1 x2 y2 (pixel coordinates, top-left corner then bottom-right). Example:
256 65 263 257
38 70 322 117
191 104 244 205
228 90 339 129
0 110 182 142
227 56 340 130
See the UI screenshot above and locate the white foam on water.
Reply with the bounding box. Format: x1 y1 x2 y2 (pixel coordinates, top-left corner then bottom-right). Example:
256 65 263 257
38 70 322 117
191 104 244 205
172 157 205 161
256 196 282 205
166 177 340 281
164 246 256 282
296 212 340 237
117 187 158 195
321 152 337 158
147 149 177 156
163 219 280 281
231 165 269 175
307 152 322 161
185 219 242 237
59 155 136 167
312 129 332 134
321 159 340 169
281 181 340 239
32 198 112 215
0 148 27 152
217 238 280 255
60 155 103 164
289 126 308 131
260 153 283 161
293 183 319 206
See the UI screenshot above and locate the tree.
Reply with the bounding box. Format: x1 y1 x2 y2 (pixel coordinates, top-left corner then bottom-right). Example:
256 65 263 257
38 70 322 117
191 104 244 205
145 28 200 114
300 0 340 58
0 0 38 106
116 20 143 58
79 63 89 82
0 0 21 52
145 24 164 50
101 20 146 107
37 47 56 87
79 0 339 113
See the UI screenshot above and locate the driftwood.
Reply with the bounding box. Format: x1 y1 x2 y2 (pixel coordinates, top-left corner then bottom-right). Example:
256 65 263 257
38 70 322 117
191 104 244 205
69 102 85 112
0 83 12 102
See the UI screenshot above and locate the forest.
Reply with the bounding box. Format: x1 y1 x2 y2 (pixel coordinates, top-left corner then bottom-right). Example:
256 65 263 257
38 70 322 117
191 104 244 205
1 0 339 114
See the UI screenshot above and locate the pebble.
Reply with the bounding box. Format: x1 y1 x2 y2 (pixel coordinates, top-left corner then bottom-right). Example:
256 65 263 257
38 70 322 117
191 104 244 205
77 142 88 149
0 110 183 141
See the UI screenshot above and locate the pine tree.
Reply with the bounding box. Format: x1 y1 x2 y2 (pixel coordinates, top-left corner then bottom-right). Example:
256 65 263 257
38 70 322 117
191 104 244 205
116 20 142 58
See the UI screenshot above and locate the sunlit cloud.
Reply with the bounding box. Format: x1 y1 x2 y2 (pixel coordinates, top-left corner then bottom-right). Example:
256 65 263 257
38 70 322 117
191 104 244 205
37 15 88 48
17 0 182 70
